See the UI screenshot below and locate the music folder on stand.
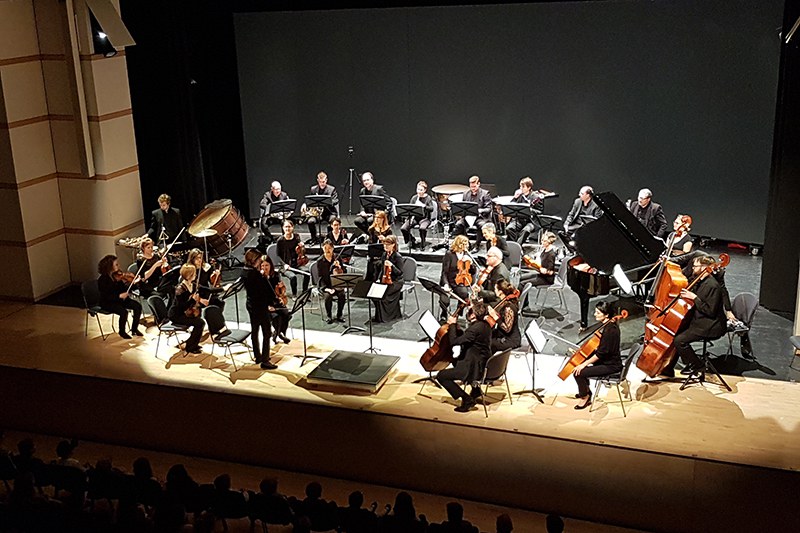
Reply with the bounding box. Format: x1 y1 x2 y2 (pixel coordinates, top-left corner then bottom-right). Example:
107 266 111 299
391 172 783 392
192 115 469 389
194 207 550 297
395 204 426 250
449 201 480 230
331 273 364 335
350 279 387 354
305 194 335 215
513 319 548 403
269 199 297 220
359 195 387 215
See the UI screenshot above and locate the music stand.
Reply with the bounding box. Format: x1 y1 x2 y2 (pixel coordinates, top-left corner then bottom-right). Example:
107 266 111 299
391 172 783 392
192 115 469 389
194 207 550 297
333 244 355 262
450 202 479 231
413 309 444 387
269 199 297 219
367 243 384 259
351 279 387 354
305 194 335 215
220 276 245 326
331 273 364 335
359 194 387 214
289 288 319 365
500 203 532 223
395 204 426 250
419 277 450 318
514 319 547 403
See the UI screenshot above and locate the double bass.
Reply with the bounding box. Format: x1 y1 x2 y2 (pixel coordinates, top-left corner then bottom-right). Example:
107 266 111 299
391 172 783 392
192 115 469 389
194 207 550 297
558 310 628 380
636 253 729 377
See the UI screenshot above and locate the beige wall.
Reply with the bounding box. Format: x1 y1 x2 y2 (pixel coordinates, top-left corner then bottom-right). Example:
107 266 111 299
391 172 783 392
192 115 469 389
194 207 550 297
0 0 143 301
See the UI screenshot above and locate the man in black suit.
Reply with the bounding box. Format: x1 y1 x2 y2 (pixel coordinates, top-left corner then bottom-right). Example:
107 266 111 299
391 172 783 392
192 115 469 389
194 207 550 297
354 171 391 234
629 188 668 239
452 175 493 252
147 193 184 245
304 171 339 245
659 254 728 377
259 180 291 243
563 185 602 235
472 246 510 304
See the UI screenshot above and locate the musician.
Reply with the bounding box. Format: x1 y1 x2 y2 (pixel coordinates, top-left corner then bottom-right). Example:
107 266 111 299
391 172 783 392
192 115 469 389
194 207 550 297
673 250 734 329
452 175 493 252
259 181 291 243
659 255 728 378
260 255 291 344
436 300 492 413
354 172 391 234
480 223 511 269
318 239 346 324
628 188 668 239
97 254 143 339
146 194 184 245
400 180 435 250
518 231 558 310
167 264 205 354
367 210 393 244
472 247 510 305
276 219 310 297
304 171 339 246
136 238 168 297
572 301 622 409
489 279 521 353
242 249 279 369
325 217 349 246
367 235 404 323
669 214 694 256
439 235 475 321
505 177 543 245
186 249 224 310
563 186 602 234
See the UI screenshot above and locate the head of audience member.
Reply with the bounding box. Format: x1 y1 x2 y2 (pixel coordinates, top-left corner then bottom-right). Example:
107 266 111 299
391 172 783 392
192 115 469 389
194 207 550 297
579 185 593 205
486 246 503 268
271 181 282 196
546 514 564 533
158 193 171 212
451 235 470 254
468 175 481 194
361 172 374 190
519 177 533 194
133 457 153 480
305 481 323 500
317 171 328 189
348 490 364 509
259 477 278 495
497 513 514 533
213 474 231 492
392 491 416 521
416 180 428 197
16 438 35 459
637 188 653 208
166 464 194 490
446 501 464 523
56 439 77 461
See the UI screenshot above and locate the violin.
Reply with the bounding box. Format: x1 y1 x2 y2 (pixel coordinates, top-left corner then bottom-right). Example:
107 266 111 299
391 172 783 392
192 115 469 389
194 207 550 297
522 255 542 271
184 281 202 318
208 259 221 287
295 241 309 267
381 262 393 284
475 264 494 289
112 270 137 284
455 257 473 286
485 288 520 327
558 310 628 380
261 257 287 306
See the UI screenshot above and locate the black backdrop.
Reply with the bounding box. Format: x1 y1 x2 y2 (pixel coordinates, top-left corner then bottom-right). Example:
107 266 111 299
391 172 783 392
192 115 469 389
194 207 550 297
234 0 782 243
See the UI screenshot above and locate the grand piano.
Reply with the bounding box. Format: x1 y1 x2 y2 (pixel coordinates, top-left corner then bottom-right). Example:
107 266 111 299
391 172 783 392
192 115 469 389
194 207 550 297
566 192 666 327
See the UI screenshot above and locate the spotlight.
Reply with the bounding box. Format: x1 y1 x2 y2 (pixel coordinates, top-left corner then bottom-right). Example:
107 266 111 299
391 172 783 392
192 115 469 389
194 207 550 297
90 13 117 58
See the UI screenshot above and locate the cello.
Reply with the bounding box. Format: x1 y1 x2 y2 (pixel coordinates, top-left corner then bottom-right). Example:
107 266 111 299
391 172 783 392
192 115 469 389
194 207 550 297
558 310 628 380
636 253 730 377
420 293 470 372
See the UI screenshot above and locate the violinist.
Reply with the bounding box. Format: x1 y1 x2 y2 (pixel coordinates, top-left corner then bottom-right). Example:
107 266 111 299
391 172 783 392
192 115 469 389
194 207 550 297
136 237 168 297
519 231 557 289
260 255 291 345
658 254 728 378
97 254 143 339
572 301 622 410
242 249 279 369
489 280 521 353
400 180 435 251
167 264 205 354
505 177 543 245
367 210 393 244
668 214 694 256
436 300 492 413
452 175 493 253
472 247 510 305
480 223 511 269
318 240 346 324
276 219 310 297
186 249 224 310
439 235 475 321
324 217 349 246
367 235 404 323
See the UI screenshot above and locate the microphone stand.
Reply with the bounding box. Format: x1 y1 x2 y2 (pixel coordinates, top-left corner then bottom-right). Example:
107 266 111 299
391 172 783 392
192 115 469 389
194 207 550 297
344 145 355 216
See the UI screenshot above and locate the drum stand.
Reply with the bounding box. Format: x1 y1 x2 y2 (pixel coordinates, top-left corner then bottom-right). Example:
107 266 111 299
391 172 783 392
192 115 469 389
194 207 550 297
218 232 243 269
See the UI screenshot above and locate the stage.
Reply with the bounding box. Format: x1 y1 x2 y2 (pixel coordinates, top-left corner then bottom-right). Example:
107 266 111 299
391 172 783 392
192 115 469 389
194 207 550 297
0 302 798 532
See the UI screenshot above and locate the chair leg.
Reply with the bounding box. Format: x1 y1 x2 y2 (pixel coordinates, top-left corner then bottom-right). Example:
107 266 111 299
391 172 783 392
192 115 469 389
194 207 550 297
482 383 489 418
504 371 513 405
589 380 602 413
616 383 627 418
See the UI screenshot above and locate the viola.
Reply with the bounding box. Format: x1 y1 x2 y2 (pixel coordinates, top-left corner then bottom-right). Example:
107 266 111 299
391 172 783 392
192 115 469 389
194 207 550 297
275 281 288 306
485 289 520 328
112 270 136 284
455 258 472 286
295 241 309 267
636 253 730 377
558 310 628 380
475 264 494 288
208 259 221 287
381 261 393 284
522 255 542 271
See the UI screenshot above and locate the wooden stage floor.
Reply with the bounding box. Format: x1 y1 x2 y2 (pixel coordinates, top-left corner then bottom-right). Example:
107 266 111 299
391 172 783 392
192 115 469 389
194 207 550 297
0 302 798 532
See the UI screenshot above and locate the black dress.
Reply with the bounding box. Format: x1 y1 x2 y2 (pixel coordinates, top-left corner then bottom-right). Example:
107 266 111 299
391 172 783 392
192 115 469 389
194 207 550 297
276 235 310 295
167 282 205 351
98 274 142 336
243 266 275 363
573 321 622 397
368 251 404 323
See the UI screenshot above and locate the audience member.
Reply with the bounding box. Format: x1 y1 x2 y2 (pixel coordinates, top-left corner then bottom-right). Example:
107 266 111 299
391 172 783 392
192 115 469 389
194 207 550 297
338 490 378 533
164 463 201 514
54 439 83 470
131 456 163 509
429 501 479 533
12 438 45 481
378 490 427 533
249 476 294 526
290 481 338 531
546 513 565 533
496 512 513 532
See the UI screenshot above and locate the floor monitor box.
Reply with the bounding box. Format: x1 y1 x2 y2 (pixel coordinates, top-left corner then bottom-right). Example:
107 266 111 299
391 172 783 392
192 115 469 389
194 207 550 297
306 350 400 393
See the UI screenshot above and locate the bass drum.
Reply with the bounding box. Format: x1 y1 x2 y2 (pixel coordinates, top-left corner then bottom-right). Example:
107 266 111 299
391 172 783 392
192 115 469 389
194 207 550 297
188 199 249 257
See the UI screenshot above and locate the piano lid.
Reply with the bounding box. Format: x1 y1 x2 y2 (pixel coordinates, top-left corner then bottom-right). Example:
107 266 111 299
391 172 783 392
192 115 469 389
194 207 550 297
572 192 665 273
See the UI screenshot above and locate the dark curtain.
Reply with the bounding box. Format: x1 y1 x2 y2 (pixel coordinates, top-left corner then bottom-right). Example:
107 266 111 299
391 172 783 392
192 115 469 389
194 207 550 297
121 0 249 224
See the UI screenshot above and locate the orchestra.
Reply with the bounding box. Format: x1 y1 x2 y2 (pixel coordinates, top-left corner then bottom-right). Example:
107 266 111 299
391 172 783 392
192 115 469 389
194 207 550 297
93 172 744 411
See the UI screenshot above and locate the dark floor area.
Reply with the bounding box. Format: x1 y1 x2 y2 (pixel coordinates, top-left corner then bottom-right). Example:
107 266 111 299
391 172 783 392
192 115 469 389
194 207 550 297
45 220 798 383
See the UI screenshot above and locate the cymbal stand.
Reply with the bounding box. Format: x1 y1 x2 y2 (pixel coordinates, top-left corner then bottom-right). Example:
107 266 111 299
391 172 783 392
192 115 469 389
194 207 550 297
219 232 243 270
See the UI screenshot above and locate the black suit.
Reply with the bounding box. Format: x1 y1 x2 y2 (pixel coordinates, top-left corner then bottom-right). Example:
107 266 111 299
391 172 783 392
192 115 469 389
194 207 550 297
630 201 668 239
306 184 339 242
147 207 184 243
453 187 493 248
259 192 290 241
355 184 391 233
436 319 492 401
564 198 602 232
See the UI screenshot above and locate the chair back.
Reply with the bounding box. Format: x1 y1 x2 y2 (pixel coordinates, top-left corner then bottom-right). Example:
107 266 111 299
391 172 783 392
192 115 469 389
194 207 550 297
203 305 226 334
389 196 398 221
81 279 102 309
148 295 168 325
266 243 284 268
484 348 512 382
518 282 533 310
310 260 322 286
127 262 139 274
732 292 758 326
619 343 641 382
402 256 417 283
506 241 522 269
552 260 568 288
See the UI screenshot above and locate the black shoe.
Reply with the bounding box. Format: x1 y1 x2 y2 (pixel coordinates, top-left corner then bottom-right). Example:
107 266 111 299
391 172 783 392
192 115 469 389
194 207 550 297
454 396 477 413
326 317 335 324
271 333 278 344
305 238 316 245
260 361 278 370
470 387 483 399
658 368 675 378
131 328 143 337
335 316 345 323
186 346 202 354
681 363 702 376
119 331 132 339
574 394 592 410
279 334 290 343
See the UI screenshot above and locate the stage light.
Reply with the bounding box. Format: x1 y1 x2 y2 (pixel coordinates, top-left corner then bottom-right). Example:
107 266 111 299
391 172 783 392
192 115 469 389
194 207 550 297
90 13 117 57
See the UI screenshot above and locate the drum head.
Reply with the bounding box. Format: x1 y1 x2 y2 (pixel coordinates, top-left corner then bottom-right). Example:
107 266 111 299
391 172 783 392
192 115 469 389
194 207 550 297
189 200 232 236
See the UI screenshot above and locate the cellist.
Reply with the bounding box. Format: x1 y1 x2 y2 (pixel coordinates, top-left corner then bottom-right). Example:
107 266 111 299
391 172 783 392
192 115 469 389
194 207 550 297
436 299 492 413
572 301 622 410
657 254 727 378
438 235 475 321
